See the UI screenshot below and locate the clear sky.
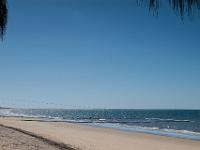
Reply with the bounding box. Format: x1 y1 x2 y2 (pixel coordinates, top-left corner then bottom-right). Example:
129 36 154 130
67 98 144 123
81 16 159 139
0 0 200 109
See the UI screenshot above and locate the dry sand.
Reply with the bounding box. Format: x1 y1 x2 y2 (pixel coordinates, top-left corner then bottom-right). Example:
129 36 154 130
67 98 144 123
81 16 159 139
0 124 70 150
0 117 200 150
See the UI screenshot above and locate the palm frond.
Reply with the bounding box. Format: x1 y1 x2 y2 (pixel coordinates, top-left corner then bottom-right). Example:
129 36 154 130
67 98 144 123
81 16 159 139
145 0 200 18
0 0 199 40
0 0 7 40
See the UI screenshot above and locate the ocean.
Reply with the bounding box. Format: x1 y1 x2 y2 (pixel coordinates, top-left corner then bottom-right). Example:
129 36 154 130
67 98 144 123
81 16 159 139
0 109 200 140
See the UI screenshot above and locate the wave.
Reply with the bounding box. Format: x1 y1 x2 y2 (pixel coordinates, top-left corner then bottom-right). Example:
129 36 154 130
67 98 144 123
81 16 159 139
90 122 200 140
0 109 47 118
162 128 200 135
145 117 192 122
1 109 200 140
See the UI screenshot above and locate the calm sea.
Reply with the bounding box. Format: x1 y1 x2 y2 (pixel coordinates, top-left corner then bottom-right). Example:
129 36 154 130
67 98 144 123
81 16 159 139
1 109 200 140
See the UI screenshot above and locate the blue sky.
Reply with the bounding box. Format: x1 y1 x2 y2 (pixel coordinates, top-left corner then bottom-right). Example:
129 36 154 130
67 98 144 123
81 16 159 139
0 0 200 109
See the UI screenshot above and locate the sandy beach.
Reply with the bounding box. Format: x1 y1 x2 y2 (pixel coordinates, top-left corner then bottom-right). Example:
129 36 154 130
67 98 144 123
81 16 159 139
0 117 200 150
0 124 69 150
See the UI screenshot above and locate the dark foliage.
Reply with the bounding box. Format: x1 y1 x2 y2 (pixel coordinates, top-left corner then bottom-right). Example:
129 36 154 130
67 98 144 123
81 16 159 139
142 0 200 18
0 0 200 40
168 0 200 17
0 0 7 40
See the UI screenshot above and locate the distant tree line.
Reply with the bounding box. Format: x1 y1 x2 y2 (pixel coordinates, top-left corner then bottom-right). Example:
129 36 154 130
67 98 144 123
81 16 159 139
0 0 200 40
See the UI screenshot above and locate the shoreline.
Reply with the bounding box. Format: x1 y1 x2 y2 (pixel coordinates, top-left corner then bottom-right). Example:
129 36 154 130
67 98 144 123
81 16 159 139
1 109 200 141
1 116 200 150
1 115 200 141
86 121 200 141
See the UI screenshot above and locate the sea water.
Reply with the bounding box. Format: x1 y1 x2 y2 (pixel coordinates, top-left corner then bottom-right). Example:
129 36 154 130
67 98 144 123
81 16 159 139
0 109 200 140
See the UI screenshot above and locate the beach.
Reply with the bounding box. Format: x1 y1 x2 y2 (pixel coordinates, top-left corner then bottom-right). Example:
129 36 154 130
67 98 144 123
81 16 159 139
0 125 67 150
0 117 200 150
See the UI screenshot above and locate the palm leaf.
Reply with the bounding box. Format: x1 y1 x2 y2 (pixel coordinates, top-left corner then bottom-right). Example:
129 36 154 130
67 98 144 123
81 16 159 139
0 0 7 40
0 0 200 40
143 0 200 18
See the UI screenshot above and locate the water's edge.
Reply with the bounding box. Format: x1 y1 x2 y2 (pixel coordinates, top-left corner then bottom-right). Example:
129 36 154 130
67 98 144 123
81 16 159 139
1 108 200 140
